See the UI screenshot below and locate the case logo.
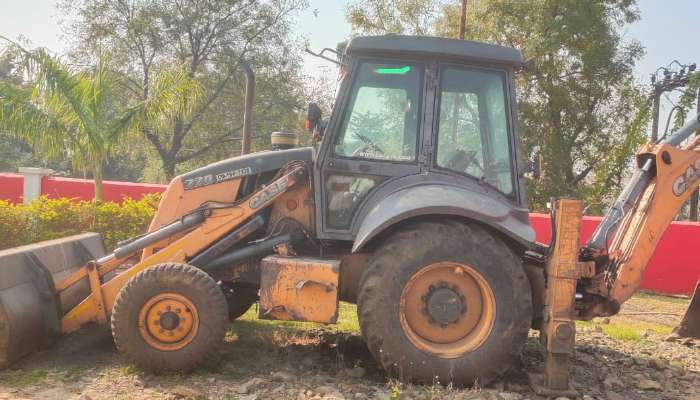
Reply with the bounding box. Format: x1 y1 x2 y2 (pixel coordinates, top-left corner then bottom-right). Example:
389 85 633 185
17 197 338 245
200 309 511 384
672 156 700 196
249 177 289 209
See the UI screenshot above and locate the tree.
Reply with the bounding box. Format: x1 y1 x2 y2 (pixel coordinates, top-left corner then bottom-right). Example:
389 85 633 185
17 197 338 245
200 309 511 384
61 0 308 181
0 39 199 200
346 0 441 35
347 0 649 212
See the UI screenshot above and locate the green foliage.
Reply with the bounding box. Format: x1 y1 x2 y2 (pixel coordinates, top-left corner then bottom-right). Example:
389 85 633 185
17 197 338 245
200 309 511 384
62 0 309 182
0 39 201 198
670 72 700 133
0 195 159 251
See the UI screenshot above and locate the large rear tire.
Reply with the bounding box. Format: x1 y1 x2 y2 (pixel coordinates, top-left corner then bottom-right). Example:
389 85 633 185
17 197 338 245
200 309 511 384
111 263 228 372
357 221 532 386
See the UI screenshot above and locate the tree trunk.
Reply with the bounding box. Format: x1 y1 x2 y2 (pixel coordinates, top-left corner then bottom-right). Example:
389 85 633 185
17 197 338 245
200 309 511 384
163 157 177 183
92 163 103 202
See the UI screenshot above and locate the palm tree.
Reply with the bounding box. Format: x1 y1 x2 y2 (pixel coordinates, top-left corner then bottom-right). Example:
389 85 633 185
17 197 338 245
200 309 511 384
0 38 200 201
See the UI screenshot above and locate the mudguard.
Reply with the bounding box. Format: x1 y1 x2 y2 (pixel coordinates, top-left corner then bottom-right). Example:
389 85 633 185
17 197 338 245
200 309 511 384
0 233 105 368
351 183 535 253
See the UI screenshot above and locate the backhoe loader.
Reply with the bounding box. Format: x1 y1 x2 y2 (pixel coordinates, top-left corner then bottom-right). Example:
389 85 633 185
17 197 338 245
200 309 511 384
1 35 698 394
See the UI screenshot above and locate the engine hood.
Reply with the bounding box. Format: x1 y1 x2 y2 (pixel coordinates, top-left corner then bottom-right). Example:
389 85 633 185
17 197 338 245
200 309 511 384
180 147 314 191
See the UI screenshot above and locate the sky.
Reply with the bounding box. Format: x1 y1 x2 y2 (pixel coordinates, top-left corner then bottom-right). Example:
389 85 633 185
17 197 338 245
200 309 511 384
0 0 697 120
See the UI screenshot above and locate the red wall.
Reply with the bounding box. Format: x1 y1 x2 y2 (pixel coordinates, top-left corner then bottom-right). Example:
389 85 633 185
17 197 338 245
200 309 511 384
530 213 700 295
0 172 697 295
41 176 165 203
0 173 24 204
0 173 165 203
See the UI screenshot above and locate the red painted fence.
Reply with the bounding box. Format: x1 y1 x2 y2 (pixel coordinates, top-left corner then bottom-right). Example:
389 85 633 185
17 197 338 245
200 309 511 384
0 173 165 203
0 173 698 295
41 176 166 203
530 213 700 295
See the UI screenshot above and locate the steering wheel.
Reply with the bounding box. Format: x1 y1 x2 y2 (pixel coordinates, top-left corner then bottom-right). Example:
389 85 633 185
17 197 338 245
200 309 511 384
446 150 484 173
351 133 385 158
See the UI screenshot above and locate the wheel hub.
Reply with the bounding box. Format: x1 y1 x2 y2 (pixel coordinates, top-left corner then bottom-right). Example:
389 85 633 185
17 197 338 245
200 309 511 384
159 311 181 331
138 293 199 351
399 262 496 358
424 284 466 326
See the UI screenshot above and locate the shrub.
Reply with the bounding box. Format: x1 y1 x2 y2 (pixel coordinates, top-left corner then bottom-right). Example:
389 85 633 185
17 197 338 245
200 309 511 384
0 195 160 251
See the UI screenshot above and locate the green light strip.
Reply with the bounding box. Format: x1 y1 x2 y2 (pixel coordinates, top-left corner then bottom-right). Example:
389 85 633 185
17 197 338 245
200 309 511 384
375 66 411 75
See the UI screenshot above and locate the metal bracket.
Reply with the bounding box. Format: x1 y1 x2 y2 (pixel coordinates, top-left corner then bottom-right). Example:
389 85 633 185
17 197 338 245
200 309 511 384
86 261 108 324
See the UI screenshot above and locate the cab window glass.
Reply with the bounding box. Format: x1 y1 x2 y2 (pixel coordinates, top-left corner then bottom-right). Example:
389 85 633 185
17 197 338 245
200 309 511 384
334 62 423 162
436 67 514 195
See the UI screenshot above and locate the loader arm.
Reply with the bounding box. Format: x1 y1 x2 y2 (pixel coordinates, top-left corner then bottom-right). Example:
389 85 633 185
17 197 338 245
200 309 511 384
58 163 307 333
578 112 700 318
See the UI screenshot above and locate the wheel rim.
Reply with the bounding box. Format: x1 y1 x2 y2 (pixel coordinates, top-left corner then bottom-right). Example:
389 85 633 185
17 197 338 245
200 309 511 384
399 262 496 358
138 293 199 351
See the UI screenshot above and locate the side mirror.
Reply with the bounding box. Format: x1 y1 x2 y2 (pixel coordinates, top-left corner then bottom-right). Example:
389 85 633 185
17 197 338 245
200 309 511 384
306 102 324 142
306 103 322 131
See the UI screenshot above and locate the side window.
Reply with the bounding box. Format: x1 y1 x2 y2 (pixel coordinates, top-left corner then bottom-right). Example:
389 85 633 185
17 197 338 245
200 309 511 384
325 175 380 229
436 67 514 195
334 62 423 162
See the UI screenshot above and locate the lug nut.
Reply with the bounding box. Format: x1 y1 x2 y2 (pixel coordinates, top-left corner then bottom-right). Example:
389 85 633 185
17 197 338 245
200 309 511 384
166 306 171 311
176 308 181 314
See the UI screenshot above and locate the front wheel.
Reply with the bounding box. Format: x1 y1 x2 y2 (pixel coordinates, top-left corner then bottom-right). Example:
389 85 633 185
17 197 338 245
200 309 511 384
357 221 532 386
111 263 229 372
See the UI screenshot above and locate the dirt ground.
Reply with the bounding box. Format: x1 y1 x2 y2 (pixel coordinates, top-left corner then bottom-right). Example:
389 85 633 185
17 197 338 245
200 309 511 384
0 292 697 400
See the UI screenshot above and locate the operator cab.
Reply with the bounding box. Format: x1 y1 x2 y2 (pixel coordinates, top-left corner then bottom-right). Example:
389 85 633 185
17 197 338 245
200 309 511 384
309 35 534 247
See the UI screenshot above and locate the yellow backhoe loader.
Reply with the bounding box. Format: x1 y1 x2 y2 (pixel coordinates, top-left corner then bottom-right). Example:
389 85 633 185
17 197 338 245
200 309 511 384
0 35 698 395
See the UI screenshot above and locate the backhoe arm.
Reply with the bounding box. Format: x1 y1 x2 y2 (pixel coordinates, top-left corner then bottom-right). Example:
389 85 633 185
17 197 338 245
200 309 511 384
581 112 700 317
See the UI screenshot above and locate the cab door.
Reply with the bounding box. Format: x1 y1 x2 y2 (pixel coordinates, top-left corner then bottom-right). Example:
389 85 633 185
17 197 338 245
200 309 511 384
315 59 431 240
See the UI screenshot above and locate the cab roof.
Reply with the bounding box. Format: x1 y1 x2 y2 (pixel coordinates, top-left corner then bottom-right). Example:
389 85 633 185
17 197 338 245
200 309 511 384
341 35 523 68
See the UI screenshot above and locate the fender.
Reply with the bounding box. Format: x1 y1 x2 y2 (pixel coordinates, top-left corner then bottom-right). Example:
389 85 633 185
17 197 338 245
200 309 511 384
351 181 536 253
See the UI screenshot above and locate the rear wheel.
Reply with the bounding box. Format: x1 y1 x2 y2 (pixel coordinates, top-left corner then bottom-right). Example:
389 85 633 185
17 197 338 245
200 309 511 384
111 263 228 371
357 221 532 386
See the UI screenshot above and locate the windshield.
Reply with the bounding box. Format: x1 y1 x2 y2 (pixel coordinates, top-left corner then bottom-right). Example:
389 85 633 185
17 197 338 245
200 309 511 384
436 66 514 195
333 61 424 162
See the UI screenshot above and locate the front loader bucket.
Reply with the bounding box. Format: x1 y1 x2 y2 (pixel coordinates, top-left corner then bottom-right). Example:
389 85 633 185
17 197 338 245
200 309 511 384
674 280 700 339
0 233 105 368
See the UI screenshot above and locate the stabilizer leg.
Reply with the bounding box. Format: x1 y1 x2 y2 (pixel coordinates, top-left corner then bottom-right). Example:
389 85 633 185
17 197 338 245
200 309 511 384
529 199 583 398
674 280 700 339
